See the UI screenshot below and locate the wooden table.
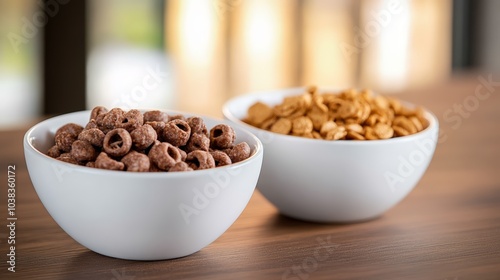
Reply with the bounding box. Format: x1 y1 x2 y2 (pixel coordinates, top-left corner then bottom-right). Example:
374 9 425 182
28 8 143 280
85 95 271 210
1 72 499 280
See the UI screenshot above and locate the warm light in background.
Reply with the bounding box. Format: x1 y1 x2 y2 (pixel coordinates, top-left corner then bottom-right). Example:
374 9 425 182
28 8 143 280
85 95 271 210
179 0 216 65
360 0 412 92
243 1 278 57
301 0 358 88
167 0 226 117
229 0 297 98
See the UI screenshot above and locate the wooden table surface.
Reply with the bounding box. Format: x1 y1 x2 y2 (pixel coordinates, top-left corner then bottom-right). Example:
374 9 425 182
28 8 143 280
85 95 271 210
1 72 499 280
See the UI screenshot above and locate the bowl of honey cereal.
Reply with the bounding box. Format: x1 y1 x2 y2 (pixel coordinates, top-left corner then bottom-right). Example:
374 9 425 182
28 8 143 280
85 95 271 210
223 86 438 223
23 108 263 260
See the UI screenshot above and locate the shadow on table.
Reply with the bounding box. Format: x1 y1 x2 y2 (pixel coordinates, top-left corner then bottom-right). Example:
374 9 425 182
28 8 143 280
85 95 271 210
263 212 364 234
64 248 224 279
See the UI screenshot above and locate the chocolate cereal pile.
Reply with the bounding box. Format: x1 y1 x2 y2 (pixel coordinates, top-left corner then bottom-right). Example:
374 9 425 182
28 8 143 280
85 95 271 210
244 87 429 140
46 107 251 172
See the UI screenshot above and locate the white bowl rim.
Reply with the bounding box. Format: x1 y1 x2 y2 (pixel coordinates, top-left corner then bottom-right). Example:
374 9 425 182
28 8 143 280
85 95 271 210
24 109 264 179
222 87 439 146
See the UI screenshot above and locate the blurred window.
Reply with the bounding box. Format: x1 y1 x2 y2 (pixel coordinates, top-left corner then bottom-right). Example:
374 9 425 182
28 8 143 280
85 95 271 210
0 0 41 129
86 0 175 111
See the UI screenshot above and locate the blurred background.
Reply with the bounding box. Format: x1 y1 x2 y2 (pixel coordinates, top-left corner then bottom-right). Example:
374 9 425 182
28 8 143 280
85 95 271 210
0 0 498 129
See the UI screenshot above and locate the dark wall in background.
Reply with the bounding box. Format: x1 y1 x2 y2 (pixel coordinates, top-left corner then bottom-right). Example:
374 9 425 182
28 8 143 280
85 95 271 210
452 0 500 72
43 0 86 115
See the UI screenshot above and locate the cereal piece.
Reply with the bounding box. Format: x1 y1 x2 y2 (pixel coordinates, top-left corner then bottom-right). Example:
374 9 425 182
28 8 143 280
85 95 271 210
311 94 328 113
121 151 150 172
358 101 371 123
70 140 98 162
226 142 251 163
210 124 236 149
373 123 394 139
364 127 379 140
392 126 410 137
56 153 79 164
97 108 125 133
145 121 166 140
292 116 313 135
274 95 305 117
247 102 274 126
78 128 105 147
56 123 84 138
54 123 84 152
307 107 328 131
55 131 78 153
320 121 337 137
119 109 144 132
163 119 191 147
312 131 322 139
287 107 307 119
169 161 194 172
393 116 417 134
86 161 95 168
346 130 365 140
103 128 133 157
186 133 210 152
270 118 292 135
210 150 232 167
148 142 182 170
130 124 157 150
409 116 423 132
85 119 98 130
415 107 429 129
345 123 364 134
187 116 208 136
90 106 108 121
337 100 357 119
144 110 169 122
186 150 215 170
388 97 403 114
47 145 61 158
95 152 125 171
324 126 346 140
260 116 278 130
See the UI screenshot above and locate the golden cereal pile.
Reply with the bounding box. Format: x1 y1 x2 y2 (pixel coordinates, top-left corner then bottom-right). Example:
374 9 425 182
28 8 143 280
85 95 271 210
243 87 429 140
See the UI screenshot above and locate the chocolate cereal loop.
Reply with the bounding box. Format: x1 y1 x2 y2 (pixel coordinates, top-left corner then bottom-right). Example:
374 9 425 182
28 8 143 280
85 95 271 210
226 142 251 163
163 119 191 147
103 128 132 157
130 124 157 150
210 124 235 149
186 150 215 170
121 151 150 172
148 142 182 170
210 150 232 167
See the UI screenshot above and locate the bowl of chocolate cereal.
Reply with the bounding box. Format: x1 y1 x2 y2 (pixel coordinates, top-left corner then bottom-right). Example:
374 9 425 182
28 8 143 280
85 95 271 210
223 86 438 223
23 107 263 260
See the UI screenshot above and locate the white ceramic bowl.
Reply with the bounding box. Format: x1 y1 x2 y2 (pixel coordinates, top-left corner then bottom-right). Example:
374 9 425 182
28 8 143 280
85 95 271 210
24 110 263 260
223 87 439 223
